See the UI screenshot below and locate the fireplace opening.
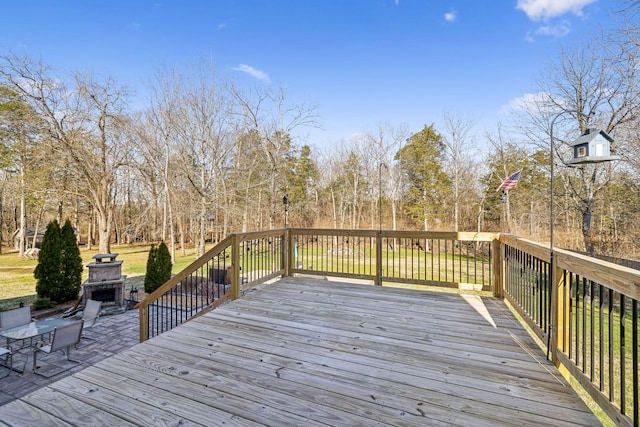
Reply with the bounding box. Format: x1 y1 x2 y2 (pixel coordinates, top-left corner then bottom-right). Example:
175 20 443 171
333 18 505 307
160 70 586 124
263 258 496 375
91 288 116 303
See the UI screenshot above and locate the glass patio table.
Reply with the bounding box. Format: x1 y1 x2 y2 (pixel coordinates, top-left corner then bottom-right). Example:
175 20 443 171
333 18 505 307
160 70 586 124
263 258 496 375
0 318 73 373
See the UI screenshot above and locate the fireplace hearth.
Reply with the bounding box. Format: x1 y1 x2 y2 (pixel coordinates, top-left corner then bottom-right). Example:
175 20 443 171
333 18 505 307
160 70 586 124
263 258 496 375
82 253 126 307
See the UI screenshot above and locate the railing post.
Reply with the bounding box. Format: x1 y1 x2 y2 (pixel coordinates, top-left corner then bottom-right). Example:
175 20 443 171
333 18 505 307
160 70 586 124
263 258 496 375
492 236 503 298
375 230 383 286
231 233 240 300
284 229 293 277
551 260 567 365
139 305 149 343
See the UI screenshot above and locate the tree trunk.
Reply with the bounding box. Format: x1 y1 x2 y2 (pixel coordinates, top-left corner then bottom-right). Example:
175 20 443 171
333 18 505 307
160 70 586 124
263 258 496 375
178 215 186 257
504 191 512 233
581 198 595 256
96 206 111 254
331 187 337 229
31 201 45 250
0 188 3 254
87 204 93 251
370 199 375 230
168 196 175 264
454 199 459 232
391 201 397 231
198 195 206 257
19 165 26 255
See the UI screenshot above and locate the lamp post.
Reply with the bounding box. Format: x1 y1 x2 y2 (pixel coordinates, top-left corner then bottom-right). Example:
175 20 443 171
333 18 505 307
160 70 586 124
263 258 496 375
547 112 563 360
549 113 565 265
283 194 289 228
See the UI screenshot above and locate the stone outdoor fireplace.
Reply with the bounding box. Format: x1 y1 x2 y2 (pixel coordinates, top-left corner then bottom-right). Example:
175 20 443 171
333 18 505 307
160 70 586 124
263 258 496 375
82 253 126 307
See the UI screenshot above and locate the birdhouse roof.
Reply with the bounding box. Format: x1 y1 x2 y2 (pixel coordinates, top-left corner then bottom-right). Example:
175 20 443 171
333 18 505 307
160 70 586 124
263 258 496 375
570 128 613 147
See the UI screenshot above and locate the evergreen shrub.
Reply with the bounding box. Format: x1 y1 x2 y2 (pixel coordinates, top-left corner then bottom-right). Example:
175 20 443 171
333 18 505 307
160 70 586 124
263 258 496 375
34 219 83 304
144 241 172 293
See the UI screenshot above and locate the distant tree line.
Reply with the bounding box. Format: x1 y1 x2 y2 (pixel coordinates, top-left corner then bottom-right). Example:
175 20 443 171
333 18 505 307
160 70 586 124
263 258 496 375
1 5 640 259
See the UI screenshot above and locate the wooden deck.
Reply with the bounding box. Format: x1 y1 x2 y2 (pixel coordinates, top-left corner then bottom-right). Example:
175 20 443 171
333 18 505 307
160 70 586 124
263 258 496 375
0 277 600 426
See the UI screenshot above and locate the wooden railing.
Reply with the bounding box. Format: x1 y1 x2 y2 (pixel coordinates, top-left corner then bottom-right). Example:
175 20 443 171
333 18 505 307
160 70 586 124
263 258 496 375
137 229 286 342
500 234 639 427
289 229 496 290
137 228 638 426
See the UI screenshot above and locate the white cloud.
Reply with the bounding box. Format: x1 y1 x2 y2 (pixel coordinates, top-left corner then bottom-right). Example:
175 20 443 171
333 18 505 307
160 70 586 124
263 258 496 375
232 64 270 82
500 92 551 115
535 22 571 37
516 0 596 21
444 11 457 23
217 23 227 30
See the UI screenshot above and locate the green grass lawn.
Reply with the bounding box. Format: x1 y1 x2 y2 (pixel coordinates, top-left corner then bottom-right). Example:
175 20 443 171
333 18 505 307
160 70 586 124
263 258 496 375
0 243 206 304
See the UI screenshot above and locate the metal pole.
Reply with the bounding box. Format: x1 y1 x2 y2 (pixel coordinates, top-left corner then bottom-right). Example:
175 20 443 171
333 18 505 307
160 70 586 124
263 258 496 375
547 111 563 360
283 194 289 228
379 165 382 233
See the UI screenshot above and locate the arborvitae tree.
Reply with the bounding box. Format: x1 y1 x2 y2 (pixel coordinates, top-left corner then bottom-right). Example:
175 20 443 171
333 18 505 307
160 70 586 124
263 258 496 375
60 219 83 302
156 241 172 286
34 220 64 304
144 244 158 293
34 219 83 306
144 242 172 293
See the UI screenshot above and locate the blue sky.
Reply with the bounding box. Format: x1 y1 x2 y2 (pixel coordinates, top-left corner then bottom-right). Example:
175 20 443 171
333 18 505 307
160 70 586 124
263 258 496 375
0 0 620 150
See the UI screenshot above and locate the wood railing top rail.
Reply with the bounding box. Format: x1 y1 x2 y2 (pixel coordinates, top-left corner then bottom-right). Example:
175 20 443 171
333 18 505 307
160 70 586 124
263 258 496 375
500 234 551 261
501 233 640 300
291 228 497 241
290 228 375 236
555 248 640 300
233 229 285 241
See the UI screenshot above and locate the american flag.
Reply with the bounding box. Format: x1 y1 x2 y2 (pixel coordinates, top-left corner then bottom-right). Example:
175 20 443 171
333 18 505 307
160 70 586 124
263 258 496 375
497 169 522 191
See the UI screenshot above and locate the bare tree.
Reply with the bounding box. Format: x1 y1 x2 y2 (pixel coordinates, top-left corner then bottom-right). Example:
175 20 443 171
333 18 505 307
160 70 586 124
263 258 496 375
361 122 410 231
229 128 271 231
139 63 236 257
175 68 234 256
349 134 377 229
230 84 319 229
0 54 131 254
536 39 640 254
134 67 185 260
442 112 477 231
0 85 47 255
485 128 515 232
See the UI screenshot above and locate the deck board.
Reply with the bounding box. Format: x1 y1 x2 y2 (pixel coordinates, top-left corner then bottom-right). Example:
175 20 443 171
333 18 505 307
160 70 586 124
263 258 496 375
0 277 601 426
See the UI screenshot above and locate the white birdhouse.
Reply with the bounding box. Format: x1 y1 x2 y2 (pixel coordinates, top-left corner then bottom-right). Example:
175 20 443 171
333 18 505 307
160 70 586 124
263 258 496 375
567 128 620 165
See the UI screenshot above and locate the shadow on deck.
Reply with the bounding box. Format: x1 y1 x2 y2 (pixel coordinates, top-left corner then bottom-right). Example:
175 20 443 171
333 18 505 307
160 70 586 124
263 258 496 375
0 277 600 426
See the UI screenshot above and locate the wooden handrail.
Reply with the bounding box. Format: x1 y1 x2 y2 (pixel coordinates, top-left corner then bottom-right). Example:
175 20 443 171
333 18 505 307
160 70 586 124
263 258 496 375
501 234 638 427
136 234 233 312
137 234 233 341
555 248 640 300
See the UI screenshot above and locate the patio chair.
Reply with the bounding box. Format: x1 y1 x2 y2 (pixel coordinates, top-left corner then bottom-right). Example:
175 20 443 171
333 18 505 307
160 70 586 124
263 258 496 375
80 299 102 341
0 307 33 352
0 346 12 378
33 319 84 375
0 306 31 330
